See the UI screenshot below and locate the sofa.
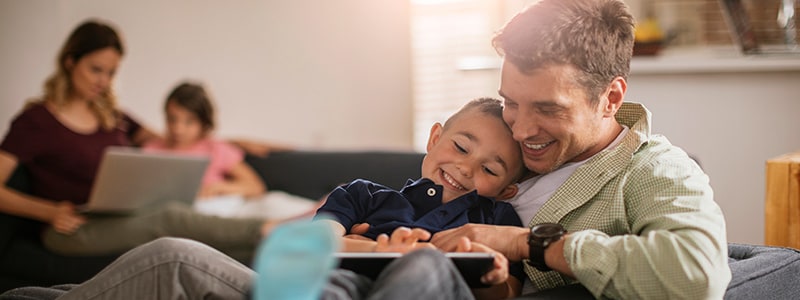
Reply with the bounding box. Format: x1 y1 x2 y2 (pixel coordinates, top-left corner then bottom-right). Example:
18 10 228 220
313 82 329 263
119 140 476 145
0 150 425 293
1 150 799 299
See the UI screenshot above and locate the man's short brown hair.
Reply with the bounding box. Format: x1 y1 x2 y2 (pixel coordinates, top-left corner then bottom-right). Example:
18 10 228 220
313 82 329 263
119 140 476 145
492 0 634 103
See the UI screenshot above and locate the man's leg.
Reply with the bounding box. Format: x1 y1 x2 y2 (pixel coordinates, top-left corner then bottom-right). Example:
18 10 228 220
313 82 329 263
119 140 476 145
57 237 254 300
366 248 475 300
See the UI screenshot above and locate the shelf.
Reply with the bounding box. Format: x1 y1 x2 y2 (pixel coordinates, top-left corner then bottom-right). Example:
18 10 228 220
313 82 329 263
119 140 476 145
631 46 800 75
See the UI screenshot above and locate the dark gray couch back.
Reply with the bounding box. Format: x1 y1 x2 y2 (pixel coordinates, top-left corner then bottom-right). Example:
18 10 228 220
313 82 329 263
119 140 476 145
245 150 425 201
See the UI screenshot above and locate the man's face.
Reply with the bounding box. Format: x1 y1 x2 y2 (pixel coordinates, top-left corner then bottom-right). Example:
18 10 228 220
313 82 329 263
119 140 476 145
499 61 608 174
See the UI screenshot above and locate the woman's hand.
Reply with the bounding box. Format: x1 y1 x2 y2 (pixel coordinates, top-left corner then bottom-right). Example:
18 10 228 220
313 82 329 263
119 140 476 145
50 201 87 234
374 227 436 253
455 237 509 286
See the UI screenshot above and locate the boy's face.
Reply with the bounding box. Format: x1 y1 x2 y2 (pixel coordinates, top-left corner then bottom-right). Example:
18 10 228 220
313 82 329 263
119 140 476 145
165 101 205 148
421 109 522 203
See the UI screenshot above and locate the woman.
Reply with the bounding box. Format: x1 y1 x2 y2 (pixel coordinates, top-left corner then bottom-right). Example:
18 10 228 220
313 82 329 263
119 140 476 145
0 19 271 263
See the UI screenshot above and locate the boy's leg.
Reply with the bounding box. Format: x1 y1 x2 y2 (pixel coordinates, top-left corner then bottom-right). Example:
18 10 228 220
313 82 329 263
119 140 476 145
365 248 475 300
56 237 254 300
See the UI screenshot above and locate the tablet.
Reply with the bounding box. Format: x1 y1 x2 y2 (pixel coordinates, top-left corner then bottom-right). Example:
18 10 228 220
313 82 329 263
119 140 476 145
334 252 495 288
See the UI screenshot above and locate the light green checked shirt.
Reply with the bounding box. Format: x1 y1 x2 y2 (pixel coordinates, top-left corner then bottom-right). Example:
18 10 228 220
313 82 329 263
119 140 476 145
523 102 731 299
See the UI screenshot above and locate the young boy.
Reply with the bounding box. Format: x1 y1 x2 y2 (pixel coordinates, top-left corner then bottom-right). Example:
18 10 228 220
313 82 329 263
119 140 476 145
280 97 528 299
316 97 526 249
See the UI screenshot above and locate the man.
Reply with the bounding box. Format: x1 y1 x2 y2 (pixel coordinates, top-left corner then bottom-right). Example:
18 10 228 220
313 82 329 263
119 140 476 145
430 0 731 298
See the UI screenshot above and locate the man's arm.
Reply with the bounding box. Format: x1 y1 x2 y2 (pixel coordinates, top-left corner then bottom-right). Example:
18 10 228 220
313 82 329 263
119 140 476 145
431 224 529 261
562 159 730 299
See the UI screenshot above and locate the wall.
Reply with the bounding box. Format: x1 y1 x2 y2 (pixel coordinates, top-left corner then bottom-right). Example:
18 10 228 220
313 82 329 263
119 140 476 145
628 51 800 244
0 0 413 150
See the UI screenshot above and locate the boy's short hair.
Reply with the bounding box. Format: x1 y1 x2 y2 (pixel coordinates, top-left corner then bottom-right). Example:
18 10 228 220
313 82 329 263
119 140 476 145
166 82 215 131
443 97 504 130
492 0 634 104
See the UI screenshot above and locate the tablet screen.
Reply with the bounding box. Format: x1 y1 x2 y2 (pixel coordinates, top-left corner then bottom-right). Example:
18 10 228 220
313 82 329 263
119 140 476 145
334 252 495 288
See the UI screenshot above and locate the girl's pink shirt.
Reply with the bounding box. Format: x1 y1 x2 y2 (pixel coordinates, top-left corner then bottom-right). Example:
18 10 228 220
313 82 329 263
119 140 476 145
142 138 244 185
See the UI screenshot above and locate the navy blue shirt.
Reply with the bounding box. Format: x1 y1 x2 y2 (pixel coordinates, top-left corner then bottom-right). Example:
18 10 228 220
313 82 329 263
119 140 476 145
315 177 525 282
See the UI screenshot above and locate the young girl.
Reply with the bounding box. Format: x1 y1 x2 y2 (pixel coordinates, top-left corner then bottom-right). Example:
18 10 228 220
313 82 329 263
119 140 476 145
144 82 265 198
144 82 317 219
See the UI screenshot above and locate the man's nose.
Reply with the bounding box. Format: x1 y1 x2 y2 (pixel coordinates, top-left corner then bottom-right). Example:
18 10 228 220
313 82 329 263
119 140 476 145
511 111 540 141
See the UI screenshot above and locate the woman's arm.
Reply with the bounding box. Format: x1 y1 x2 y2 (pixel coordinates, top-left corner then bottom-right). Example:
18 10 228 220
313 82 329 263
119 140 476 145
129 125 162 147
0 151 86 234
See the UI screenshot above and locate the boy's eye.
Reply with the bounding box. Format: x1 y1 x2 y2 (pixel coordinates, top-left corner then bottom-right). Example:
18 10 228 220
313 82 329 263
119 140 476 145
483 166 498 176
454 141 467 154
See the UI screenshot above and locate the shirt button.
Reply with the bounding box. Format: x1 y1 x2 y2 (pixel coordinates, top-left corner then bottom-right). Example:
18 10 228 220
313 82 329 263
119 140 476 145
427 188 436 197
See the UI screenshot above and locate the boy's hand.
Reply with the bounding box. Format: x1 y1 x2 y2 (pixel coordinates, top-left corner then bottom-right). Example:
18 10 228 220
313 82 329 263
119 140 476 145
455 237 508 286
374 227 436 253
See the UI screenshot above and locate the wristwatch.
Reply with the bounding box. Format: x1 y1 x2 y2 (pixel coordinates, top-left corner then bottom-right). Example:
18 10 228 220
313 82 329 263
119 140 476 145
527 223 566 272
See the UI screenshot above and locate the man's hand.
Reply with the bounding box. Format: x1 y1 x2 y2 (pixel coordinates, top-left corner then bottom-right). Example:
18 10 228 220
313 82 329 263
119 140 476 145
50 201 86 234
431 223 530 261
374 227 436 253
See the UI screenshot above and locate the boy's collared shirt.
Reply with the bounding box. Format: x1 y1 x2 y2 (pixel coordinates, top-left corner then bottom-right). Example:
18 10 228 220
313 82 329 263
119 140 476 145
318 178 522 240
316 177 525 282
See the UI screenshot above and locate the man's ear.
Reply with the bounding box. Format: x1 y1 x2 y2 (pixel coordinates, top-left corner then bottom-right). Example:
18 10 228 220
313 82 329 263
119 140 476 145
496 183 519 200
602 77 627 117
426 122 444 152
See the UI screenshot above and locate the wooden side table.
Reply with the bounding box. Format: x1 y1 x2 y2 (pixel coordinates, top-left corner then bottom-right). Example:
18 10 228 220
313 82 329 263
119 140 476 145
765 151 800 249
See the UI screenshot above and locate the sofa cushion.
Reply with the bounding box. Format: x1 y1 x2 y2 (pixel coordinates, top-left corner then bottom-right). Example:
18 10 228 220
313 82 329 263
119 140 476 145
725 243 800 300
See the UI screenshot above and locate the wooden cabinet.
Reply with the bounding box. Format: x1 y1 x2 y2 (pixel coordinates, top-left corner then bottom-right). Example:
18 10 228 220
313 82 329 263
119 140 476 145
765 152 800 249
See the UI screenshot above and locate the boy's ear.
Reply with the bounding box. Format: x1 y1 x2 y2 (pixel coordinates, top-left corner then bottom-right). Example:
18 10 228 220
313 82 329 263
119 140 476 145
426 122 444 152
496 183 519 200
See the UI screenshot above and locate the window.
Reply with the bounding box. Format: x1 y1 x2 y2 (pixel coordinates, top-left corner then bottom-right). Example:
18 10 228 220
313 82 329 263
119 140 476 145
410 0 525 151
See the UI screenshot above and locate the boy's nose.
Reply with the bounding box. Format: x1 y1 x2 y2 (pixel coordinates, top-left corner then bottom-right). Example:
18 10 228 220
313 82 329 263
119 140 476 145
456 163 473 178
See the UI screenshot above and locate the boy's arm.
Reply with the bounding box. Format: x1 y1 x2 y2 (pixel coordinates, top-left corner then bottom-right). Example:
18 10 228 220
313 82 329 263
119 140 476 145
318 219 380 252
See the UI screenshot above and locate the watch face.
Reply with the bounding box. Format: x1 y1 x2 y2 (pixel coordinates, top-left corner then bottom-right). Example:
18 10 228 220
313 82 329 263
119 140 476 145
532 223 564 238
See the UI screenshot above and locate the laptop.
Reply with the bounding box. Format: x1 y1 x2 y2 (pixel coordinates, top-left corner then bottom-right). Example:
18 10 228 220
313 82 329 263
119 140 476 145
334 252 496 288
80 146 209 214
